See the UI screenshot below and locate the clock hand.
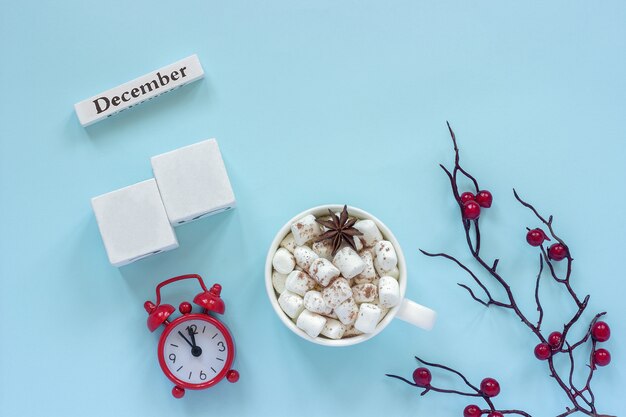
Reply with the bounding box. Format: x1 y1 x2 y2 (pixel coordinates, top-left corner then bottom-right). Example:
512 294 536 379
187 326 202 357
178 331 194 348
187 326 197 347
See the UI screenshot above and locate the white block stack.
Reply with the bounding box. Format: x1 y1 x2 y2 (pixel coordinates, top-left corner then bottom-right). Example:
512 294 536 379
91 139 235 267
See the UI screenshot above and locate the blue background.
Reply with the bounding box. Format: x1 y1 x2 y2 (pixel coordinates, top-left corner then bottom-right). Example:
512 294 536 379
1 1 624 416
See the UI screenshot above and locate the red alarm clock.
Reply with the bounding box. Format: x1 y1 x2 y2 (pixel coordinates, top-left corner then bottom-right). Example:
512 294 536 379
144 274 239 398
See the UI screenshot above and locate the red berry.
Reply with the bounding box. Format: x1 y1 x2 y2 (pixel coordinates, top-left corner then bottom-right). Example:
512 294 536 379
460 192 476 204
412 367 432 387
488 412 504 417
526 228 549 246
592 321 611 342
476 190 493 208
534 343 552 360
548 331 563 350
463 201 481 220
593 348 611 367
463 404 482 417
480 377 500 397
548 243 568 261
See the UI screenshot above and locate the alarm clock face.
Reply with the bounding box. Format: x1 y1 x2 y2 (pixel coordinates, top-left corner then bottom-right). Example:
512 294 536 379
159 314 234 389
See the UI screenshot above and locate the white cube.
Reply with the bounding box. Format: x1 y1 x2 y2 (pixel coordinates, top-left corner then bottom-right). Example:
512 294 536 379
296 309 327 338
91 179 179 267
321 319 346 340
354 303 382 334
151 139 236 226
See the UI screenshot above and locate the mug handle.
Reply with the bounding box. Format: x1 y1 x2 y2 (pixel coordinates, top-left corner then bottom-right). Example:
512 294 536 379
395 299 436 330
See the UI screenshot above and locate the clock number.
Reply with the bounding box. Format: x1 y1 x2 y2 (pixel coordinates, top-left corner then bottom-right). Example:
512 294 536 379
199 371 207 380
186 324 198 334
169 353 176 363
217 341 226 352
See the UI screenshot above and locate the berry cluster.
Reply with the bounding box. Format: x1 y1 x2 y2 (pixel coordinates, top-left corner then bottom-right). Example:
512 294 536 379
460 190 493 220
388 124 613 417
533 319 611 366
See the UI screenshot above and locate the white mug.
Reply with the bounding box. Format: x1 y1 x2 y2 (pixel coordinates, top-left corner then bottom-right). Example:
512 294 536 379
265 204 436 347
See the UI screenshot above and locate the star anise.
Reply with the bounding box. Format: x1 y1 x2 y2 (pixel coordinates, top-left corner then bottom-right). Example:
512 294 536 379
314 205 363 256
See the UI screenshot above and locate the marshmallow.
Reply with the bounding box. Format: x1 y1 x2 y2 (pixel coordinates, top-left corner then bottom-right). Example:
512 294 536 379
303 291 333 315
352 283 378 303
321 278 353 308
323 310 338 319
378 276 401 308
278 291 305 319
354 220 383 247
321 319 347 340
291 214 322 246
343 324 364 337
352 236 364 252
386 266 400 279
333 247 366 279
374 240 398 273
354 250 376 284
272 271 287 294
285 271 316 296
354 303 382 334
373 299 390 322
309 258 340 287
272 248 296 274
280 233 297 253
296 309 327 338
334 297 358 325
294 245 319 271
311 240 334 260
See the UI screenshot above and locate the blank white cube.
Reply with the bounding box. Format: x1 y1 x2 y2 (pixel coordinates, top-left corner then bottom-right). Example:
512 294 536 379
91 179 179 267
151 139 236 226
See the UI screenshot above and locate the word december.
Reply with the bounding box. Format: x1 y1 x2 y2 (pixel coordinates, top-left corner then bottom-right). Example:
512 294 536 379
93 68 188 114
74 55 204 126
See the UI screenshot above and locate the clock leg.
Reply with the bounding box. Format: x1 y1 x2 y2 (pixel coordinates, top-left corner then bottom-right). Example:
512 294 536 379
226 369 239 383
172 385 185 398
